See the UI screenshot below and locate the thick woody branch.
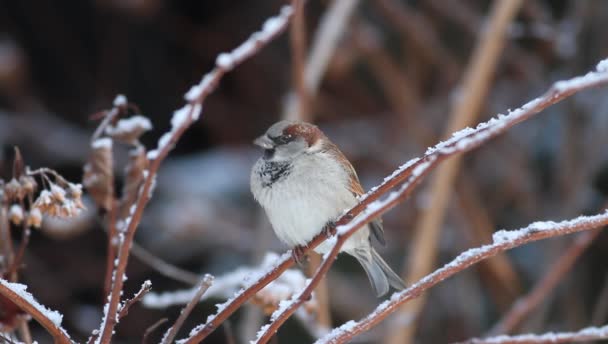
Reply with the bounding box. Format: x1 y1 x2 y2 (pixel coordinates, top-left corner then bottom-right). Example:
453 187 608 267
95 5 295 344
0 279 72 344
252 60 608 343
183 58 608 344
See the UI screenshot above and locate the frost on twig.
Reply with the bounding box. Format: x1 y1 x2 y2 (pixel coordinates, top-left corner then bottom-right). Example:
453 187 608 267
458 323 608 344
0 278 71 344
144 253 316 316
315 211 608 344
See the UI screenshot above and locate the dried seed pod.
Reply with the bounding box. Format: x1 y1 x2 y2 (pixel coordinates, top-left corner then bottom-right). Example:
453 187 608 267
4 178 24 201
119 145 148 218
83 138 114 211
50 184 66 203
19 175 37 194
8 204 23 225
27 207 42 228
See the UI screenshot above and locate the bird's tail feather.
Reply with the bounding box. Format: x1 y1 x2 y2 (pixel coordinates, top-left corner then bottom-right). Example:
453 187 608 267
353 248 406 297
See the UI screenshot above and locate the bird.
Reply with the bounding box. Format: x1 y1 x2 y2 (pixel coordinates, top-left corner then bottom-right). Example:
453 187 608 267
250 120 405 297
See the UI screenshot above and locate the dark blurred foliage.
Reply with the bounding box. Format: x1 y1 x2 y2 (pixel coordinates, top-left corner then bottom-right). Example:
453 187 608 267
0 0 608 343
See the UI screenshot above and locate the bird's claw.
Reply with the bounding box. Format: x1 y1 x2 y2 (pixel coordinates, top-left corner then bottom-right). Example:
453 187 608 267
321 220 336 237
292 245 308 266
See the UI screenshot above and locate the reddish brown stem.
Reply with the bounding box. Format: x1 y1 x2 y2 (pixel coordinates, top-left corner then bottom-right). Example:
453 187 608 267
488 230 601 335
0 279 72 344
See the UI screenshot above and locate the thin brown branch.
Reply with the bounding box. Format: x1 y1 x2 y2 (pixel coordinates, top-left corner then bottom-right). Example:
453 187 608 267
142 318 168 344
0 278 72 344
95 5 296 343
183 58 608 344
318 212 608 344
387 0 523 342
487 229 601 336
118 280 152 320
131 242 201 286
103 199 118 297
457 324 608 344
161 274 214 344
288 0 310 121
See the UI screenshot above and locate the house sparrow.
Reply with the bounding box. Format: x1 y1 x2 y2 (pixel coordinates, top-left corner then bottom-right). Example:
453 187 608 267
250 120 405 297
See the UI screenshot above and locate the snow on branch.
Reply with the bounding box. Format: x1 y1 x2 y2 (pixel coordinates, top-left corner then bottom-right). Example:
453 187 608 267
457 323 608 344
94 4 296 344
315 211 608 344
0 278 72 344
249 58 608 344
181 57 608 344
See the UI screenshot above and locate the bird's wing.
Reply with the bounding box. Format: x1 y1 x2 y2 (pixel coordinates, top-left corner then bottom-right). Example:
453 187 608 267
344 156 387 247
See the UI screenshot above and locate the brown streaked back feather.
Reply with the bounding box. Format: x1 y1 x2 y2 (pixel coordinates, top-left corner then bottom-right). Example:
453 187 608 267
323 140 387 246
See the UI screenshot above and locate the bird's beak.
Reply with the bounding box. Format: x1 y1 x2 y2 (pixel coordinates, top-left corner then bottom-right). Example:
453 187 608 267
253 135 274 149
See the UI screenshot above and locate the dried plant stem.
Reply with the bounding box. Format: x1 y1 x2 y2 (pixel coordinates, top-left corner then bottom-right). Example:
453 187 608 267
103 200 118 296
456 323 608 344
118 280 152 319
142 318 168 344
288 0 310 121
95 5 296 343
284 0 360 120
386 1 522 343
0 279 72 344
161 275 214 344
318 212 608 344
488 229 601 336
185 58 608 343
131 242 201 286
456 178 521 308
307 253 332 329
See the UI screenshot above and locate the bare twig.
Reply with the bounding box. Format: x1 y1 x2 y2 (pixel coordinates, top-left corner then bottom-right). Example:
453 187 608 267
287 0 309 121
317 212 608 344
0 279 72 344
457 323 608 344
118 280 152 320
95 5 296 343
161 274 214 344
283 0 360 120
142 318 168 344
183 58 608 344
488 230 601 335
131 243 201 285
387 1 523 343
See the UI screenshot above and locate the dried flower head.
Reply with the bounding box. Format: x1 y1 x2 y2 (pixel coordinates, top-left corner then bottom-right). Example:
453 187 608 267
33 182 85 218
19 175 37 195
4 178 24 201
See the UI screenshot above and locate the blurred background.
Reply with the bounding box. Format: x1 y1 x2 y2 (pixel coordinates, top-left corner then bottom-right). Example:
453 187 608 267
1 0 608 343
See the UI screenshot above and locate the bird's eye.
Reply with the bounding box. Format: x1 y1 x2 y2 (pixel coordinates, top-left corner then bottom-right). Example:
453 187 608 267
263 148 275 159
274 134 293 145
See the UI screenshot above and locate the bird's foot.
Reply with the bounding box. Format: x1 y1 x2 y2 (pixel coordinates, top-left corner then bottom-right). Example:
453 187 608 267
292 245 308 266
321 220 337 237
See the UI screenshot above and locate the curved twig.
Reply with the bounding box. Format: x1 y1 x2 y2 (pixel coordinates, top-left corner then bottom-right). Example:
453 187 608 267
0 279 72 344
